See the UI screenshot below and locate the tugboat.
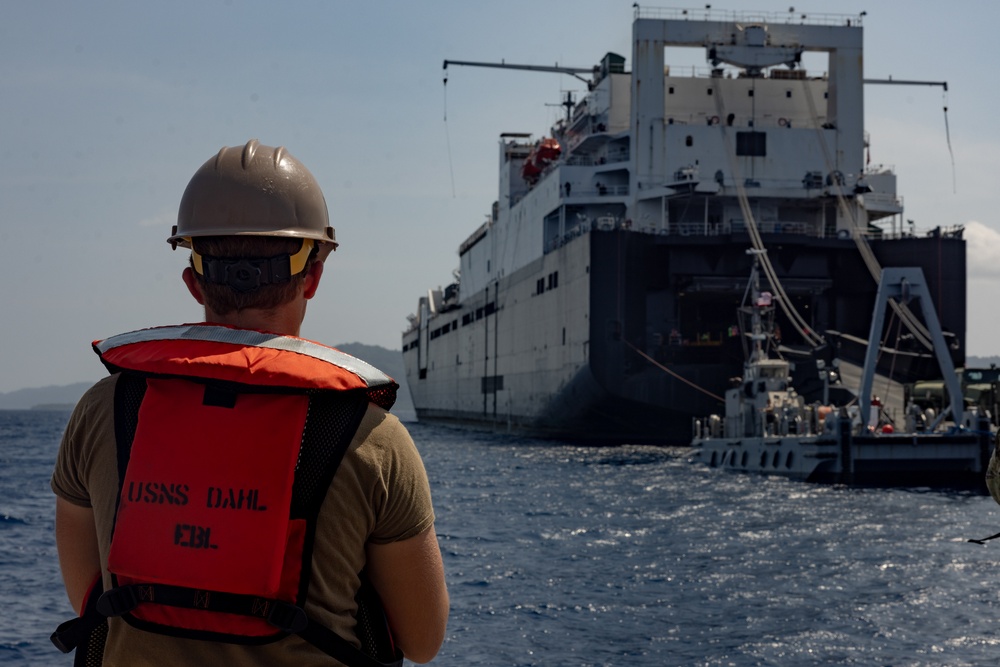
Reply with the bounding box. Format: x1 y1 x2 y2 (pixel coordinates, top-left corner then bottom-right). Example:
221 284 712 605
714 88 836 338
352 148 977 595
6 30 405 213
692 251 991 487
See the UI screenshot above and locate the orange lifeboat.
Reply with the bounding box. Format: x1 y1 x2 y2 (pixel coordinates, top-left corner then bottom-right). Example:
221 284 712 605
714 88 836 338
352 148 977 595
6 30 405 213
521 137 561 185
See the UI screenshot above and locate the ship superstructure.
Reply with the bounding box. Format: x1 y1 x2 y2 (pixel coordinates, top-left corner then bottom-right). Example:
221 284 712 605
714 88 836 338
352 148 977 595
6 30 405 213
402 8 965 444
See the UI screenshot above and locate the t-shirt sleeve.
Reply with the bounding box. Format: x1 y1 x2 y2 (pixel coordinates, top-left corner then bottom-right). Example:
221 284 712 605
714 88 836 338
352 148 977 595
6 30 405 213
987 434 1000 505
362 408 436 544
50 376 117 507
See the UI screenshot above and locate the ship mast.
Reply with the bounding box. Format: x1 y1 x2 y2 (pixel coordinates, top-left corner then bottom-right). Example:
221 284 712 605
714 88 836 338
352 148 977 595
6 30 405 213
743 249 775 370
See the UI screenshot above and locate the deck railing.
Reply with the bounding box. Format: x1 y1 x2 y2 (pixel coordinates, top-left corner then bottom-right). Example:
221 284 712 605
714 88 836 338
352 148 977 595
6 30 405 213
636 7 863 27
543 217 961 254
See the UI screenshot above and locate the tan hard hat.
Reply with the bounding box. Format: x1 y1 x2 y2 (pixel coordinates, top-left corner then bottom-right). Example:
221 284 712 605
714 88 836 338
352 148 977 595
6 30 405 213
168 139 337 257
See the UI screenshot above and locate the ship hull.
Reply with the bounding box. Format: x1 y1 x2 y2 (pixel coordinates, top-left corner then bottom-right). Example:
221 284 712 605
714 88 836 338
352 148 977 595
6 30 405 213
695 417 991 489
403 228 966 445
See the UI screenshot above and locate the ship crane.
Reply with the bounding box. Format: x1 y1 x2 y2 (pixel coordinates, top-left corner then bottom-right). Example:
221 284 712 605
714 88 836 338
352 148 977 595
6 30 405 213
442 58 603 154
862 76 952 188
441 58 597 195
443 59 599 90
855 76 953 353
864 77 947 91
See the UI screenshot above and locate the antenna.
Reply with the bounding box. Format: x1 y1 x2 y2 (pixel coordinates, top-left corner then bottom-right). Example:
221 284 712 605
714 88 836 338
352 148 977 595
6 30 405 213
544 90 577 125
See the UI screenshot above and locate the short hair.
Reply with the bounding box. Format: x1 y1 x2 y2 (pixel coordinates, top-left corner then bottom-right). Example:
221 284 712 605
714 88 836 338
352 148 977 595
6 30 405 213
190 236 317 315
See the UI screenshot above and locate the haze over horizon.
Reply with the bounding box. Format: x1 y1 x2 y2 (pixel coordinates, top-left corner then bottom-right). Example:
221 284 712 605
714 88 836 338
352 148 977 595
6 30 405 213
2 1 997 394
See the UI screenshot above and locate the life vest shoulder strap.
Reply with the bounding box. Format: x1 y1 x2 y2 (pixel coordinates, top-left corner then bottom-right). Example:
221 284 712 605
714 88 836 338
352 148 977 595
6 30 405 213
113 373 147 490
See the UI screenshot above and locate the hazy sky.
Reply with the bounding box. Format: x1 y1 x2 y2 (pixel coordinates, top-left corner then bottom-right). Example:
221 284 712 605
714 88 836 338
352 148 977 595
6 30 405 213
1 1 997 393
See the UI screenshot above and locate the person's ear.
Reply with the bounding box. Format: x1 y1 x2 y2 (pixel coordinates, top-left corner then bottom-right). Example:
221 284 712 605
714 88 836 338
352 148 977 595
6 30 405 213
182 266 205 305
303 261 324 300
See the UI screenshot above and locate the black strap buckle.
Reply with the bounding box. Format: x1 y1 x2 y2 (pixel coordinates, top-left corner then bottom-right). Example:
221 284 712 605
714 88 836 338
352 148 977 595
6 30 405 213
267 600 309 634
202 255 292 292
50 617 84 653
96 586 142 617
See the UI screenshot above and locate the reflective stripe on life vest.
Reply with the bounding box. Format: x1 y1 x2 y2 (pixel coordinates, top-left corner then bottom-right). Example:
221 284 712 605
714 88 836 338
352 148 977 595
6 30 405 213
94 324 396 406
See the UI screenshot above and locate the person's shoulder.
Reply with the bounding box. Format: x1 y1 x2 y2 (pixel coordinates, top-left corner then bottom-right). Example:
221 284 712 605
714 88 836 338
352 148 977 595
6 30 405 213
61 375 119 434
355 403 412 450
349 402 427 470
73 374 119 411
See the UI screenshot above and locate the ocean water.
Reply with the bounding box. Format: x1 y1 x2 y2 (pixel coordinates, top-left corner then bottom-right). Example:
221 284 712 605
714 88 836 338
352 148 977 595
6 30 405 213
4 409 1000 665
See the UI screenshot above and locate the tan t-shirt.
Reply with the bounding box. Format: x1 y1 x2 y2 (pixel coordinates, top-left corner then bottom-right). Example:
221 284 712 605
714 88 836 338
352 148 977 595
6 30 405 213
52 373 435 666
987 435 1000 503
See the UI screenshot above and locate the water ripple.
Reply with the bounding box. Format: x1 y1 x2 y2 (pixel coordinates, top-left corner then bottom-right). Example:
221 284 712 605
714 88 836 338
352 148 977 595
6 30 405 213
6 413 1000 665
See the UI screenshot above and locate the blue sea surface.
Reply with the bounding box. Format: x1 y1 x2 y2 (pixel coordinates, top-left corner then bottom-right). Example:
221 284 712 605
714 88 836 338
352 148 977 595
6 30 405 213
0 410 78 665
3 410 1000 665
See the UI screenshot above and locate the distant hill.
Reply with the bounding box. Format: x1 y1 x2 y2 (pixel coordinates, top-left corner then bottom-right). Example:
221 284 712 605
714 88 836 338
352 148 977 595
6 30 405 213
0 381 96 411
333 342 415 421
0 344 415 420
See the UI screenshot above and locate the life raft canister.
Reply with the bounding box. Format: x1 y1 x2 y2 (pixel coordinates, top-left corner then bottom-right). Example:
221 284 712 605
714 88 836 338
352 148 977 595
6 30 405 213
79 324 401 664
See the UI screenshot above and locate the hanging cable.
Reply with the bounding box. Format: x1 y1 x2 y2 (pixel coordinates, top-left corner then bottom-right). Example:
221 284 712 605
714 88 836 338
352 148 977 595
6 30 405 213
711 78 824 348
942 87 956 194
443 69 456 198
624 339 724 403
798 77 935 352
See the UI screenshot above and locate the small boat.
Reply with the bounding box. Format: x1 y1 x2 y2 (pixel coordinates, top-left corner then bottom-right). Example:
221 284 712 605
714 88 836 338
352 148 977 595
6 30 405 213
520 137 561 185
692 251 992 487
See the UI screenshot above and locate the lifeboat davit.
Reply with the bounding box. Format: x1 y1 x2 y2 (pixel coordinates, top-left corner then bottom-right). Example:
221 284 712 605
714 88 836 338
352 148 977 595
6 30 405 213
521 137 561 185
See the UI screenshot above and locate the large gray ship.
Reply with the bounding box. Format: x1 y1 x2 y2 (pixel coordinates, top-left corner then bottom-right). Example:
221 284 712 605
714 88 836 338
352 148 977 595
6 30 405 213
401 7 965 445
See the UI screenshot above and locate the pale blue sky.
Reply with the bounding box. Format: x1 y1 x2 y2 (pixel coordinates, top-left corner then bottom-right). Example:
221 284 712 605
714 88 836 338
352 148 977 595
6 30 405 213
1 1 997 393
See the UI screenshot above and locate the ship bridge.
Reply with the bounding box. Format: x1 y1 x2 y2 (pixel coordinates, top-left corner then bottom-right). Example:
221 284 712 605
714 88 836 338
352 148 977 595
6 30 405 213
630 8 874 240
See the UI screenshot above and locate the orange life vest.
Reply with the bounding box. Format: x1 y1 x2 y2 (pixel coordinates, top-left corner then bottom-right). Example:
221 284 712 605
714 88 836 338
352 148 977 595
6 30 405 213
54 324 402 666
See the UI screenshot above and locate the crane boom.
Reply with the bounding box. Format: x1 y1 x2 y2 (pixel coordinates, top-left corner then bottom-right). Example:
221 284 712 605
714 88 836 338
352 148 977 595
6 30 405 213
443 59 597 87
864 78 948 91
